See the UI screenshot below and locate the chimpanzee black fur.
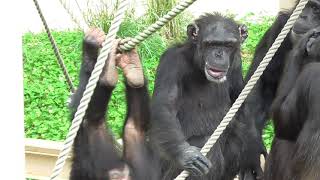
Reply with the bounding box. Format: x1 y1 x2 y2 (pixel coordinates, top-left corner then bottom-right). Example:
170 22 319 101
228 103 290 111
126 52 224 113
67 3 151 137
264 27 320 180
69 29 159 180
244 0 320 134
149 13 265 180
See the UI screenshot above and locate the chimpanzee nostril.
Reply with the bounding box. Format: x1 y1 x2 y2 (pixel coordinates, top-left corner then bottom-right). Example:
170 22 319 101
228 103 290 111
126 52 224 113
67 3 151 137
215 51 223 57
299 14 307 20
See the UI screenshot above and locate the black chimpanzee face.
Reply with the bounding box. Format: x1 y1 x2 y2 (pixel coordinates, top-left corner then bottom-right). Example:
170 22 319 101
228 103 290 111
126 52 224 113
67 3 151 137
187 15 247 83
291 0 320 42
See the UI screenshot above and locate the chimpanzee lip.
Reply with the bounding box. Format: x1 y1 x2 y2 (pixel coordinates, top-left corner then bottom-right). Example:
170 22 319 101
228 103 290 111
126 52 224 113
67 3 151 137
292 28 308 35
205 66 227 79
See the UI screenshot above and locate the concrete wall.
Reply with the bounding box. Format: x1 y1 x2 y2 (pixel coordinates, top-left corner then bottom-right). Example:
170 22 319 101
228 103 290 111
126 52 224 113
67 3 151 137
279 0 296 11
188 0 279 17
24 0 281 33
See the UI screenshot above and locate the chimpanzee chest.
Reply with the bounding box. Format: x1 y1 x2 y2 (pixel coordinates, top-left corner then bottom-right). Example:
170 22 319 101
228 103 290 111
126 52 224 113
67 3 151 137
177 81 231 139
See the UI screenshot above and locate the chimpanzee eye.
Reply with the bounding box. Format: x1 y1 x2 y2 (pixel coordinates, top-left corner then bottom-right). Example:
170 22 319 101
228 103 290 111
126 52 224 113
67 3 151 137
312 5 320 14
204 42 215 47
225 43 234 48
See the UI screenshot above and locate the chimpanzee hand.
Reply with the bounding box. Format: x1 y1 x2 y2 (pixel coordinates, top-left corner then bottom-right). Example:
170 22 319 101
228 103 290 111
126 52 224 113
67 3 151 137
176 145 212 176
239 166 263 180
239 140 266 180
305 27 320 55
82 28 106 74
84 28 106 49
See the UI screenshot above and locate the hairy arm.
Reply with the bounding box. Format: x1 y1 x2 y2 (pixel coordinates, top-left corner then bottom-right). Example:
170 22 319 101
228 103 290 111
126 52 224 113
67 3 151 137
150 48 187 157
243 12 291 132
149 48 211 175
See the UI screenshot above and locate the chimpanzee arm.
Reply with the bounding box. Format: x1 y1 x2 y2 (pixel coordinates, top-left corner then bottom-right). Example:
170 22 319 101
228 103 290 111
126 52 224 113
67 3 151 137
243 12 291 132
150 48 212 176
123 80 160 180
273 88 300 140
273 63 320 140
150 48 187 157
70 29 124 180
271 51 301 140
69 30 111 115
208 113 264 180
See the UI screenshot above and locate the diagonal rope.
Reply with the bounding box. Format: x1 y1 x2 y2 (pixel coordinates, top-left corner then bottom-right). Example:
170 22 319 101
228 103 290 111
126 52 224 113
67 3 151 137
118 0 197 51
174 0 309 179
49 0 129 179
57 0 197 52
58 0 89 30
33 0 75 93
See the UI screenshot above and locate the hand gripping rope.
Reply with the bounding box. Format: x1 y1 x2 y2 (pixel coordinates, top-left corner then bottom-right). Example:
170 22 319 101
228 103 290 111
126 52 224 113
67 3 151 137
48 1 129 179
174 0 309 179
48 0 198 179
33 0 309 179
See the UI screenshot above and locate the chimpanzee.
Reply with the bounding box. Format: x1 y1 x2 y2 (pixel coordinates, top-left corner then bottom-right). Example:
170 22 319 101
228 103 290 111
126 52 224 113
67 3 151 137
264 27 320 180
69 28 159 180
244 0 320 133
149 13 265 180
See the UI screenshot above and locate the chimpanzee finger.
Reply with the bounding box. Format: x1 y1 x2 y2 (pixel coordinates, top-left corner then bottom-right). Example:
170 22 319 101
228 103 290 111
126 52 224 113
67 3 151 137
197 154 212 168
185 163 203 176
193 157 210 175
192 147 212 174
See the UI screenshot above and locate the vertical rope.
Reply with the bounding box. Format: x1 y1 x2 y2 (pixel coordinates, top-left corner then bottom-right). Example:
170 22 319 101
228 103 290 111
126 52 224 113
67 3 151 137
174 0 309 179
33 0 75 93
49 0 129 179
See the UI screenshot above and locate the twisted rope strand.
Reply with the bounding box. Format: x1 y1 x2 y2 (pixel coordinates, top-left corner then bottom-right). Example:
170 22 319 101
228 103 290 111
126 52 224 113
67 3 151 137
174 0 309 179
49 0 129 179
33 0 75 93
118 0 197 51
58 0 89 30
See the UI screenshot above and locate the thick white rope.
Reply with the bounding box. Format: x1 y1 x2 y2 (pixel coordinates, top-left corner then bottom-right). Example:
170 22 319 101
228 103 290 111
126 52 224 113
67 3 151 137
49 0 129 179
174 0 309 179
118 0 197 51
58 0 198 51
47 1 199 178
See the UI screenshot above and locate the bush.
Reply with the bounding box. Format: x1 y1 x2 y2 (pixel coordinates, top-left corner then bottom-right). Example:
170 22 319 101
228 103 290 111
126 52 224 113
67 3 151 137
23 31 83 140
146 0 191 42
23 17 167 140
23 13 275 148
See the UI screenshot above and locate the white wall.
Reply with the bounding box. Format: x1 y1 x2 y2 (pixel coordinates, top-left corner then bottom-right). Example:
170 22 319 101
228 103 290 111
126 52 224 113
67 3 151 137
23 0 280 33
0 1 25 179
188 0 279 17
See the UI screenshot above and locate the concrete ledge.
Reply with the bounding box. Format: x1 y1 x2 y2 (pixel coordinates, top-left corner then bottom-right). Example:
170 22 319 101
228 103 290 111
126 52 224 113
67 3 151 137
25 138 265 180
25 138 71 180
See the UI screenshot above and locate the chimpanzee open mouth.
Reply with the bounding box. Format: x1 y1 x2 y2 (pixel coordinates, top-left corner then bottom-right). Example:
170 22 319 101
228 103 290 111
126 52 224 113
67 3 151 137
204 65 227 83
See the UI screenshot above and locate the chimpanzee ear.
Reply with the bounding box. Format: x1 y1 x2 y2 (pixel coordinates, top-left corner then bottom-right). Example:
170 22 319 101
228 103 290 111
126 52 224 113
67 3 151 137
239 24 248 44
187 23 199 42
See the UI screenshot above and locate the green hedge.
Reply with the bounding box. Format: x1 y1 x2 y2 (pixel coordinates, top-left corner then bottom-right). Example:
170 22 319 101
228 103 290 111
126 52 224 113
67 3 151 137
23 15 275 148
23 18 167 140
